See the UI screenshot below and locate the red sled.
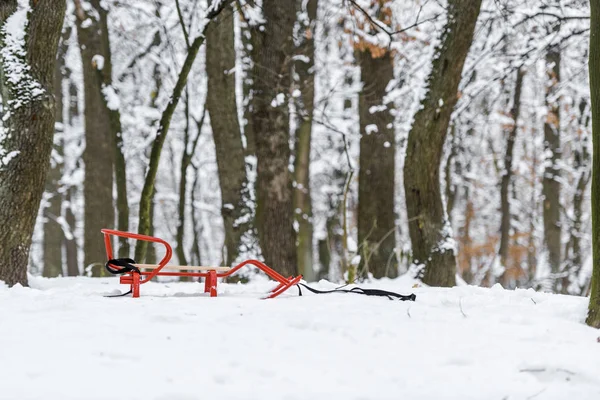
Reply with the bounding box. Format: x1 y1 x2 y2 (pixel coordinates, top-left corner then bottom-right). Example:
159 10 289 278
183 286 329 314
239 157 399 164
101 229 302 299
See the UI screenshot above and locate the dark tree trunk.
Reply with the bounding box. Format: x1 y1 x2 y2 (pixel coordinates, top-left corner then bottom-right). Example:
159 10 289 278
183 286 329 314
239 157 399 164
206 10 253 266
586 0 600 328
190 165 203 266
75 0 115 275
445 125 458 221
293 0 318 281
357 49 396 279
99 6 129 259
404 0 482 287
542 41 562 289
250 0 298 276
0 0 66 286
176 94 193 267
498 68 524 285
43 27 70 278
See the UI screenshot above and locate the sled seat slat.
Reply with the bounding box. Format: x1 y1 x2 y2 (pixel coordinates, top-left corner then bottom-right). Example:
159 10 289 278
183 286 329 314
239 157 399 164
133 263 231 272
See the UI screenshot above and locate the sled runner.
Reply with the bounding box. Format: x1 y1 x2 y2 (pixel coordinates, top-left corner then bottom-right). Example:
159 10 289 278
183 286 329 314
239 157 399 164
101 229 302 298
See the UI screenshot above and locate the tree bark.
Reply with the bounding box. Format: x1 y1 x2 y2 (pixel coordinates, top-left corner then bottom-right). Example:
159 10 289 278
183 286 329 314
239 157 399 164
404 0 482 287
176 94 192 267
498 68 524 285
542 40 562 289
100 5 129 259
43 26 70 278
0 0 66 286
206 9 253 266
75 0 115 275
134 2 228 262
293 0 318 281
357 48 396 279
586 0 600 328
250 0 298 276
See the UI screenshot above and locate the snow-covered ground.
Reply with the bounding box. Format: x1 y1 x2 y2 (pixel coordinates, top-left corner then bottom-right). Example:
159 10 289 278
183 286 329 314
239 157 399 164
1 275 599 400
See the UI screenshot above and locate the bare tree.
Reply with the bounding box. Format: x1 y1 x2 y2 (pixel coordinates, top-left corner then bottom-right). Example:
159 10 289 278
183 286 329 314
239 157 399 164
134 1 230 262
293 0 318 281
250 0 298 276
206 8 253 266
356 10 397 279
75 0 114 274
498 68 524 286
542 33 562 290
43 26 71 278
0 0 66 286
563 100 591 292
586 0 600 329
404 0 483 287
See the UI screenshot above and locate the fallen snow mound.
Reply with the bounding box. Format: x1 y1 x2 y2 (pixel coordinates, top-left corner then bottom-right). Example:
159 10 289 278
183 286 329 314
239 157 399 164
1 275 599 400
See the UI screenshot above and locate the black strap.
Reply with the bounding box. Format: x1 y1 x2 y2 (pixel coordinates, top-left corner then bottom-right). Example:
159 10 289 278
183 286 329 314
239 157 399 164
104 258 140 298
296 283 416 301
104 258 140 275
105 289 133 297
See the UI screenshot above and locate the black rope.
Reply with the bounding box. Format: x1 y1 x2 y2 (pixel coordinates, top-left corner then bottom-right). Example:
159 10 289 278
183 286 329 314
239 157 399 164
296 283 416 301
104 258 140 275
105 289 133 297
104 258 140 298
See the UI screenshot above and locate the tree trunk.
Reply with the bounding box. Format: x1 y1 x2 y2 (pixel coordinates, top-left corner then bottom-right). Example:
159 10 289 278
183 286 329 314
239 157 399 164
445 125 458 222
65 74 80 276
357 49 396 279
190 164 203 266
176 94 192 267
250 0 298 276
75 0 115 275
206 10 253 266
586 0 600 328
563 100 591 293
100 11 129 259
498 68 524 285
403 0 482 287
134 3 228 262
293 0 318 281
542 40 562 290
43 27 70 278
0 0 66 286
64 187 79 276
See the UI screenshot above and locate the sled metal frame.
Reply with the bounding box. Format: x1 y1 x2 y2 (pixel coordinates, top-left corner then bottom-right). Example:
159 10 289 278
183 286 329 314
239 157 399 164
101 229 302 298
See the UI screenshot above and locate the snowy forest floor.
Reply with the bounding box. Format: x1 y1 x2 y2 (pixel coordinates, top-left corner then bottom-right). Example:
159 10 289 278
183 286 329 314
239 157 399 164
1 274 600 400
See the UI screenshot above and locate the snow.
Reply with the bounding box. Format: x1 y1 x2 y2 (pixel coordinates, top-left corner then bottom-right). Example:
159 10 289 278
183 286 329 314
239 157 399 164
101 84 120 110
270 93 285 107
0 150 20 167
1 275 599 399
92 54 104 71
365 124 378 134
0 0 44 110
80 18 93 29
0 0 36 167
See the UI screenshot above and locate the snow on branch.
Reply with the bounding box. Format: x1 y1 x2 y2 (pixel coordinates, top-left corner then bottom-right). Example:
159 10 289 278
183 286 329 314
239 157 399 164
0 0 43 110
0 0 40 168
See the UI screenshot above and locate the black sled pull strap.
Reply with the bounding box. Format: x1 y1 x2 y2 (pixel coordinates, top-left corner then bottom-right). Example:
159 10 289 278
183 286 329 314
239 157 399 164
104 258 139 297
296 283 416 301
104 258 140 275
